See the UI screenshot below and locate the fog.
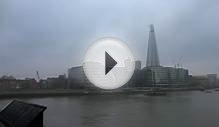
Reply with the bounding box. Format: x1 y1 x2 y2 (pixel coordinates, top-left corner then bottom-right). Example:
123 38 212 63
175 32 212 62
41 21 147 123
0 0 219 78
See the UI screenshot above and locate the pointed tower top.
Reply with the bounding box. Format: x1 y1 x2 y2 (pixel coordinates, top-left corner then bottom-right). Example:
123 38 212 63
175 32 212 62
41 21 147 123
150 24 154 32
146 24 160 67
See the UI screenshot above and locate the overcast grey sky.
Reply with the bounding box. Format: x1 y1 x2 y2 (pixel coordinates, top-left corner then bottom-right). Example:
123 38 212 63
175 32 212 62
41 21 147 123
0 0 219 79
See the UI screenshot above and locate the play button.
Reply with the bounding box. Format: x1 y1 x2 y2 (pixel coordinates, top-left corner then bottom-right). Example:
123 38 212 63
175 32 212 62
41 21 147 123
83 37 135 89
105 51 117 75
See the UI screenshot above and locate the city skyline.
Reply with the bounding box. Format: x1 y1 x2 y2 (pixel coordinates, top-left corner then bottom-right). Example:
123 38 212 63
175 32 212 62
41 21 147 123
1 0 219 78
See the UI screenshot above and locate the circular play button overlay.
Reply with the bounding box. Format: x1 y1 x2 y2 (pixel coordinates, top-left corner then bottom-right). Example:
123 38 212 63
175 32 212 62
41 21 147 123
83 37 135 89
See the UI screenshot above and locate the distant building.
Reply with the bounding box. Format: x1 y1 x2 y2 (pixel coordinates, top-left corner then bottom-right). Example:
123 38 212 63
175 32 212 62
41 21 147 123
126 68 152 87
17 78 38 89
68 66 94 89
46 75 67 89
135 61 141 71
207 74 217 86
143 66 189 85
0 77 37 90
146 24 160 67
68 66 85 89
1 75 15 80
189 74 218 88
68 25 191 89
127 66 189 87
0 78 17 90
190 75 209 88
143 25 189 86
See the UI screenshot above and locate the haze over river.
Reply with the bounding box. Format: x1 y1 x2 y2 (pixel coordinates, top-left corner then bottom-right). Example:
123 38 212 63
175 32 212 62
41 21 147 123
0 91 219 127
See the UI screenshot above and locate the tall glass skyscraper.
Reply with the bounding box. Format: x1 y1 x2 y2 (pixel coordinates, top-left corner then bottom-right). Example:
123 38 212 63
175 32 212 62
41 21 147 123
146 24 160 67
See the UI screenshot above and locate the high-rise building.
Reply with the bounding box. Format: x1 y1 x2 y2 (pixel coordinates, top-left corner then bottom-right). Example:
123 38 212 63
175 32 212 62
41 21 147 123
135 61 141 71
146 24 160 67
143 24 189 86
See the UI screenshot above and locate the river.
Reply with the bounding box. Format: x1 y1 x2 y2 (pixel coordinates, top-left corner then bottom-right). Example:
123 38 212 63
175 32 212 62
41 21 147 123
0 91 219 127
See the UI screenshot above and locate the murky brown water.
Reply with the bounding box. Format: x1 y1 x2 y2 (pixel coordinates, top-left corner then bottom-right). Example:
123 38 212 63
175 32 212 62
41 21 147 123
0 91 219 127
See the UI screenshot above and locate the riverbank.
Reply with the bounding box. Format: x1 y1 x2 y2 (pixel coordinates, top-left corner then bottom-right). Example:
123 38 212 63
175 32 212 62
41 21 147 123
1 90 219 127
0 87 206 98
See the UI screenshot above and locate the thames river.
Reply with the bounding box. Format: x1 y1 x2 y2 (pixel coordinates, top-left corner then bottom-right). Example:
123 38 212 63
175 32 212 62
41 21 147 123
0 91 219 127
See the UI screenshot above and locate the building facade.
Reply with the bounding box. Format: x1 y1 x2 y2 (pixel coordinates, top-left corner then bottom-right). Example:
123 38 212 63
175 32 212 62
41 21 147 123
144 66 189 85
68 66 95 89
144 25 189 86
207 74 217 86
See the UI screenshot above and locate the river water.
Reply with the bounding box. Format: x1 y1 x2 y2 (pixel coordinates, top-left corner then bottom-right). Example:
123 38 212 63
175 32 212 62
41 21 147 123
0 91 219 127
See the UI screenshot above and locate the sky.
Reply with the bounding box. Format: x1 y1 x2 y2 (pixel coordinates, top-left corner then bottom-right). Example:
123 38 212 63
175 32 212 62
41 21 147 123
0 0 219 79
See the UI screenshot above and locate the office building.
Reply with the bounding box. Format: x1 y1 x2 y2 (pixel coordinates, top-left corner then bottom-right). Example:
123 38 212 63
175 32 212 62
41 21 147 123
144 24 189 85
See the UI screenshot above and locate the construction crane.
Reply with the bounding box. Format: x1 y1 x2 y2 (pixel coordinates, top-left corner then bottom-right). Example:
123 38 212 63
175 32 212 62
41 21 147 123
177 56 183 68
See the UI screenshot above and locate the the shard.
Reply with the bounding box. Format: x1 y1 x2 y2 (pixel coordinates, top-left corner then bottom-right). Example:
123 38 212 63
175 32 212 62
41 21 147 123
146 24 160 67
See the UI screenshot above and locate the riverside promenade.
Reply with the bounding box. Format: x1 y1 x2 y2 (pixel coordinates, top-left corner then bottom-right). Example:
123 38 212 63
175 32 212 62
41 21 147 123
0 87 203 98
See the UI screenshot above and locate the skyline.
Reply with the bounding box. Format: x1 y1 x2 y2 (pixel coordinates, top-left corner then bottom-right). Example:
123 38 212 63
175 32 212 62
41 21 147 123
1 0 219 78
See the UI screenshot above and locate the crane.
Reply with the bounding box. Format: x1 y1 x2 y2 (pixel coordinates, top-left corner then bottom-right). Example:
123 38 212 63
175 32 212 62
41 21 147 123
177 56 183 68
